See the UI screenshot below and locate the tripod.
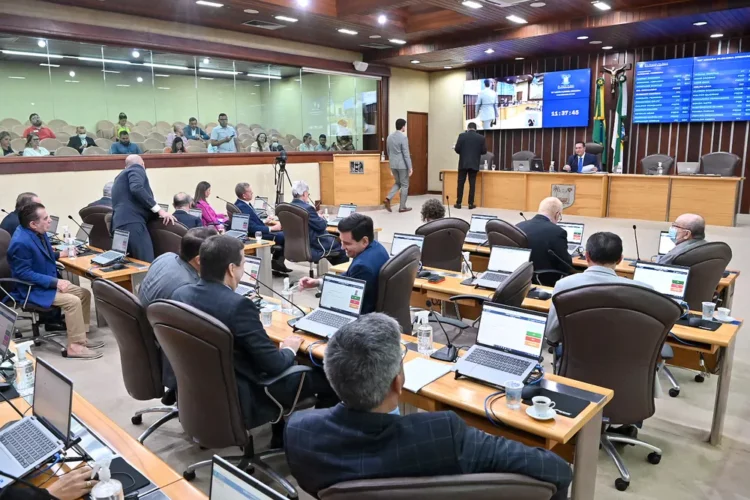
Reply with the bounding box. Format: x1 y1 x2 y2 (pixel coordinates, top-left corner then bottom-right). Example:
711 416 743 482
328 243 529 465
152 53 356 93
273 160 293 206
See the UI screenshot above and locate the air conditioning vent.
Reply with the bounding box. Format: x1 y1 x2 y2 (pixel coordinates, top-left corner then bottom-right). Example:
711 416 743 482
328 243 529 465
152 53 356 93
360 43 393 50
242 20 287 30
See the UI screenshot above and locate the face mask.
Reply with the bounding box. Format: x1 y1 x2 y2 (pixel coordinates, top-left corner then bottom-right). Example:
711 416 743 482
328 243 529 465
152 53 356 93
389 406 400 416
668 226 679 242
78 134 87 140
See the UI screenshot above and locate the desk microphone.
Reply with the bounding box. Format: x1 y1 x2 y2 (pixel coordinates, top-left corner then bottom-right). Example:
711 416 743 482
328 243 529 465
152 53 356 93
67 215 92 240
216 195 236 208
425 299 459 362
446 195 451 217
460 250 478 281
0 208 7 214
547 249 578 274
247 271 307 318
519 211 527 221
632 224 642 263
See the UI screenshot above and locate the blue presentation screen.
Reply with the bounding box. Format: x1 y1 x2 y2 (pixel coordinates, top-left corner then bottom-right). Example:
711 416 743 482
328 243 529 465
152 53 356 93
691 53 750 122
633 58 693 124
542 69 591 128
544 98 590 128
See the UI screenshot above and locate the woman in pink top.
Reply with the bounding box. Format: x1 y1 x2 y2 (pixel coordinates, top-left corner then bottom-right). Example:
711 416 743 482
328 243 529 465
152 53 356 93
194 181 226 233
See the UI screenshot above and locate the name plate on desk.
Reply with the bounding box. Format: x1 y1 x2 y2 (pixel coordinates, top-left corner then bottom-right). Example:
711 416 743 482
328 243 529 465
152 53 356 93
349 161 365 174
551 184 576 208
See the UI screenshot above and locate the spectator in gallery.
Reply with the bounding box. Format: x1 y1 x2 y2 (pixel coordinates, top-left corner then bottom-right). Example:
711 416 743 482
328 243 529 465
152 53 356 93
165 125 186 148
298 133 315 152
1 131 21 156
113 112 130 141
171 137 187 154
67 126 96 153
22 113 57 141
251 132 271 153
183 117 210 142
194 181 226 233
22 134 50 157
109 131 143 155
315 134 329 151
210 113 239 153
333 135 355 151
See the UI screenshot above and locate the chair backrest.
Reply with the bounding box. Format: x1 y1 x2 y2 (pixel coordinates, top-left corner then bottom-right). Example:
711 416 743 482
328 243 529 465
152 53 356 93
641 154 674 175
147 219 188 259
512 150 536 161
10 138 26 152
0 228 11 279
83 146 107 156
491 261 533 307
104 213 113 235
585 142 604 156
147 299 248 449
553 283 681 424
54 146 80 156
40 138 62 151
319 473 557 500
91 279 163 401
129 132 146 143
415 218 469 271
275 203 313 263
94 138 113 149
79 205 114 250
144 138 164 151
700 152 740 176
486 219 528 248
377 245 421 334
226 203 241 224
672 241 732 310
480 151 495 169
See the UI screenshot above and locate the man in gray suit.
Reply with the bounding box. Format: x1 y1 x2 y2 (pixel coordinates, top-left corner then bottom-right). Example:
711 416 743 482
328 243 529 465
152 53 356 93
384 118 412 213
657 213 709 265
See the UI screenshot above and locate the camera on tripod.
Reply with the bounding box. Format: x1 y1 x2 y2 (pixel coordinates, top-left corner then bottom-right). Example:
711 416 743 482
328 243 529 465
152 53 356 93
271 142 287 168
271 142 291 204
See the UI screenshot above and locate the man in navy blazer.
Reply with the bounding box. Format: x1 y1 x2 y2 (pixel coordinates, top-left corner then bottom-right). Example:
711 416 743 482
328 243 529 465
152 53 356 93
111 155 175 262
171 192 202 229
564 141 599 173
1 192 40 236
289 180 347 265
86 182 113 208
7 203 103 359
285 313 573 498
517 197 573 286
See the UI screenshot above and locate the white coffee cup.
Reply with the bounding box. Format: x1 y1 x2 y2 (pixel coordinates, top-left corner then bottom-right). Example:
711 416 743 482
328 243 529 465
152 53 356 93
532 395 556 416
717 307 731 321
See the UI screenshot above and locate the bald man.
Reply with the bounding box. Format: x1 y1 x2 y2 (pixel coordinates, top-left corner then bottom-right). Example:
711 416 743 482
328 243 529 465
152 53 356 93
516 197 572 286
111 155 175 262
657 213 709 265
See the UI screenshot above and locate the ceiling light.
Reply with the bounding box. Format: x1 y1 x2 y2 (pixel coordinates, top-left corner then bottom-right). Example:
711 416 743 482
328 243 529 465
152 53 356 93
370 35 382 39
251 92 256 95
65 80 79 83
254 84 261 86
592 1 611 11
377 14 387 25
8 76 26 80
116 84 130 87
577 35 589 40
132 50 140 58
411 60 420 64
710 33 723 38
202 57 210 64
485 48 495 54
144 62 189 70
37 40 46 48
199 68 240 75
530 2 546 6
389 38 406 45
154 73 169 77
199 77 214 80
157 87 171 90
589 40 602 44
77 56 132 64
693 21 708 26
243 8 259 14
247 73 282 79
39 63 60 67
136 77 144 83
102 70 121 74
275 15 298 22
462 0 483 9
338 28 358 35
1 50 63 59
196 0 223 6
444 66 453 69
506 15 527 24
515 57 524 60
297 0 309 6
69 70 76 77
602 46 613 50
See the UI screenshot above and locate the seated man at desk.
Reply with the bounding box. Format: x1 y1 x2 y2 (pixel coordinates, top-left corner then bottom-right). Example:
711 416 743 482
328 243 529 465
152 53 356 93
173 235 337 447
517 197 572 286
290 180 348 266
657 213 708 265
8 203 103 359
86 182 113 208
171 192 201 229
1 192 40 236
564 141 599 173
298 214 388 314
285 313 573 498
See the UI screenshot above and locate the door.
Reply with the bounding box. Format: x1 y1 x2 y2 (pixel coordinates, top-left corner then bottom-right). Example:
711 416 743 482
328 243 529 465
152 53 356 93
407 111 428 195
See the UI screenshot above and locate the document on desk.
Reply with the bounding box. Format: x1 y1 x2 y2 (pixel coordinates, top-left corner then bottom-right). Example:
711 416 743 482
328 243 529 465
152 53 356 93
403 358 453 393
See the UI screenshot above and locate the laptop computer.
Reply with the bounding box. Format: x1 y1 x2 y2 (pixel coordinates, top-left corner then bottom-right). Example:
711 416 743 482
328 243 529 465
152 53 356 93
71 223 93 247
45 215 60 240
254 197 269 211
225 214 250 240
455 303 546 387
513 160 530 172
390 233 425 256
0 357 73 488
677 162 699 175
235 256 262 296
91 229 129 266
464 214 497 244
210 455 286 500
658 231 676 256
158 203 169 212
0 302 16 369
327 204 357 226
474 245 531 289
633 262 690 301
188 208 203 219
558 222 585 255
293 274 366 338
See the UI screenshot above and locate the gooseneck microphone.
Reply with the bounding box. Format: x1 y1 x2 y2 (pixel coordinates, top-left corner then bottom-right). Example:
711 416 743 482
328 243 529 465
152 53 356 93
0 208 8 214
632 224 641 263
446 195 451 217
460 251 478 280
547 249 579 274
67 215 92 239
246 271 307 318
426 299 459 363
216 195 236 207
519 211 527 221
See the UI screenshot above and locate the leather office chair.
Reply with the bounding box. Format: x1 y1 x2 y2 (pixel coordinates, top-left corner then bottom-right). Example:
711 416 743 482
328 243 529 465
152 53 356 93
552 283 681 491
415 218 469 272
147 219 187 259
319 473 556 500
377 245 420 334
584 142 604 164
511 150 536 162
485 220 528 248
276 202 341 278
91 279 177 444
226 202 241 224
79 205 113 251
641 154 674 175
700 152 740 176
672 242 732 311
146 299 312 497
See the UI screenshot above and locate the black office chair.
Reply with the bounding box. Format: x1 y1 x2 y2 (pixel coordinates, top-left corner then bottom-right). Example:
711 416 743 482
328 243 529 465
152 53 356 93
79 205 113 250
485 220 528 248
585 142 604 167
276 203 343 278
700 152 740 176
641 154 674 175
377 245 420 334
415 218 469 272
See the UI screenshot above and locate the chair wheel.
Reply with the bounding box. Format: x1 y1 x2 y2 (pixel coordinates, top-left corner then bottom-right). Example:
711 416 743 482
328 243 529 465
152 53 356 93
695 374 705 383
647 452 662 465
547 346 554 354
34 340 42 347
669 388 680 398
131 415 143 425
615 478 630 491
14 331 22 339
183 470 196 481
61 349 68 358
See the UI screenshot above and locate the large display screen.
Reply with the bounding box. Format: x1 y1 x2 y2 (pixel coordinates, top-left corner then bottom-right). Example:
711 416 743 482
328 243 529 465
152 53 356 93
633 58 693 124
542 69 591 128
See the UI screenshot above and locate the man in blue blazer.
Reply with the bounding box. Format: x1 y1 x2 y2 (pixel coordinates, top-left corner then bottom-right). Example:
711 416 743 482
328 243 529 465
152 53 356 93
111 155 175 262
299 213 388 314
171 192 202 229
285 313 573 498
7 203 103 359
564 141 599 173
289 180 347 265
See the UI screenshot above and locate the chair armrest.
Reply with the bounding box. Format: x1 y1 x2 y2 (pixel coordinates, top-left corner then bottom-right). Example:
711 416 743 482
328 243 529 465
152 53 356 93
429 311 469 330
533 269 568 277
0 278 35 288
0 278 35 309
448 294 490 303
256 364 313 387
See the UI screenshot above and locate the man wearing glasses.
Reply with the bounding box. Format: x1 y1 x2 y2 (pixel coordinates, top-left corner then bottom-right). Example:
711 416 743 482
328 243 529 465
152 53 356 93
657 213 708 265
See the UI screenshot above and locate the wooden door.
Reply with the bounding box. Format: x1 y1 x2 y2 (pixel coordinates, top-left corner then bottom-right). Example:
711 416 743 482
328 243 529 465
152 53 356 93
407 111 428 195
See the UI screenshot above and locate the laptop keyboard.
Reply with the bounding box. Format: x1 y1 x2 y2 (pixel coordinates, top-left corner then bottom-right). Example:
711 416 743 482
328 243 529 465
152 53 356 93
92 250 122 263
307 310 350 329
226 230 247 239
0 419 57 468
567 243 579 252
466 231 485 241
466 349 529 376
481 272 508 283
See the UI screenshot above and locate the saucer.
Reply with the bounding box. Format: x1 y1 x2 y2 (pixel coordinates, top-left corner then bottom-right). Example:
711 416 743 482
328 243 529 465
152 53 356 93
714 315 736 324
526 406 556 421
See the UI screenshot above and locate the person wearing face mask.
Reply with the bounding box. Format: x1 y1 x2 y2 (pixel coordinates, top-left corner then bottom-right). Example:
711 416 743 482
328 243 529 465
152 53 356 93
517 196 572 286
172 235 338 448
109 131 142 154
290 180 348 265
285 313 573 499
67 126 96 153
657 213 708 265
250 132 270 153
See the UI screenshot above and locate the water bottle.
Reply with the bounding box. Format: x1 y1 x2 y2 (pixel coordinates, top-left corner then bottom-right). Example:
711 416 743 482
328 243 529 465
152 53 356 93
484 159 489 170
461 251 472 277
615 163 623 174
657 161 663 176
549 160 555 172
67 238 77 260
280 278 296 317
415 311 433 356
381 151 386 162
14 342 34 400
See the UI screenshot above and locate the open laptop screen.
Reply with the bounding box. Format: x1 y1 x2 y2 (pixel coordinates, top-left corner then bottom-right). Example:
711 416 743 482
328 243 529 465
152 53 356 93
319 275 366 316
48 215 60 235
188 209 203 219
390 233 425 256
158 203 169 212
337 204 357 218
244 256 261 285
558 222 584 245
488 246 531 273
111 230 129 255
658 231 675 256
254 197 268 210
477 303 546 358
633 262 689 300
0 302 16 363
210 456 286 500
231 214 250 233
469 215 495 233
75 223 93 243
33 358 73 445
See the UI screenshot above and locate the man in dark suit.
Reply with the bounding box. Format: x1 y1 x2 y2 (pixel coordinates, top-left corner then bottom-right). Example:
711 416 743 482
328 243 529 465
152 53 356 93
453 123 487 209
66 126 97 153
86 182 113 208
111 155 175 262
1 192 40 236
564 141 600 173
172 235 337 446
517 197 573 286
285 313 573 498
171 192 201 229
290 180 348 265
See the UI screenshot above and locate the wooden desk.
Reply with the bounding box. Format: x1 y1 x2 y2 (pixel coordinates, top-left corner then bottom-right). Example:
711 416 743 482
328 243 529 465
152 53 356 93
243 240 274 296
59 250 149 293
326 226 382 241
319 154 383 206
607 174 671 221
668 176 742 227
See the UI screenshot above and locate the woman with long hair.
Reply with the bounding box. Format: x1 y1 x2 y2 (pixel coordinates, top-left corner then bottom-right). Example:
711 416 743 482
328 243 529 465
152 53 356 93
22 133 50 156
171 137 186 153
194 181 225 232
250 132 270 152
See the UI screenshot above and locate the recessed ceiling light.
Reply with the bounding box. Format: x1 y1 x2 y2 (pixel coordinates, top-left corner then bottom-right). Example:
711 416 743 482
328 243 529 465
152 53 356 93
592 2 611 11
444 66 453 69
37 40 46 48
462 0 482 8
275 15 298 22
515 57 524 60
64 80 79 83
297 0 309 6
710 33 723 38
154 74 169 77
199 77 215 80
251 92 256 95
693 21 708 26
485 48 495 54
530 2 546 6
369 35 382 39
8 76 26 80
203 57 210 64
243 9 259 14
411 60 420 64
377 14 387 25
136 77 144 83
589 40 602 44
39 63 60 67
506 15 527 24
131 50 140 58
577 35 589 40
254 84 261 86
69 70 76 77
338 28 358 35
196 0 223 7
116 84 130 87
602 46 613 50
389 38 406 44
1 50 62 59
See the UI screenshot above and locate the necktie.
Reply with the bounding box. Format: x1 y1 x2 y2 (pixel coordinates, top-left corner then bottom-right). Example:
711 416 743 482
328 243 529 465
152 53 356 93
578 156 583 172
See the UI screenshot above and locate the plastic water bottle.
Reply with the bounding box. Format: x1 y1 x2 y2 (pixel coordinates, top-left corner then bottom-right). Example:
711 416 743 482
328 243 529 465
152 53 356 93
415 311 433 356
615 163 623 174
461 251 472 277
280 278 295 317
484 159 489 170
549 160 555 172
381 151 386 161
14 342 34 400
657 162 664 176
67 237 77 260
91 458 124 500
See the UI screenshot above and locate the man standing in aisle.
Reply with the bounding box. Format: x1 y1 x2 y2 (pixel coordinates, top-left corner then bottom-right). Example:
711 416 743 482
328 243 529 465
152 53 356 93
384 118 412 213
454 123 486 210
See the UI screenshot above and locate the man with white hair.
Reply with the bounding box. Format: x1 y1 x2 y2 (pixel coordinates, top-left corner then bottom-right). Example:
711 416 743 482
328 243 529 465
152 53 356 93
516 196 572 286
111 155 175 262
657 213 709 265
87 181 114 208
290 180 347 265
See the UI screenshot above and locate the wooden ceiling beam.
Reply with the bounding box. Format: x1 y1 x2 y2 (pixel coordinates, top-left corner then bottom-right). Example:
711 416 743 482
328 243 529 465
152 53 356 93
406 9 475 34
